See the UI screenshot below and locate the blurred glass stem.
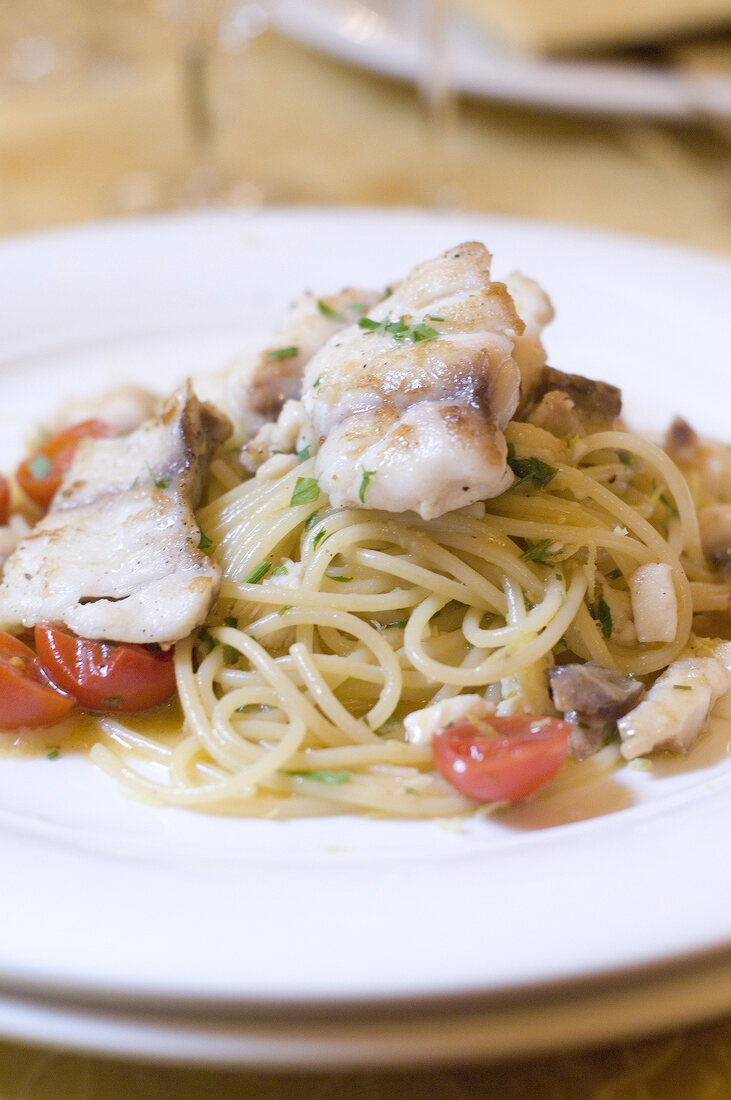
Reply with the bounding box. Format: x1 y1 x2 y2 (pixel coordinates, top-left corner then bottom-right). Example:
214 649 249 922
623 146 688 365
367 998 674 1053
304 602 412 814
418 0 460 207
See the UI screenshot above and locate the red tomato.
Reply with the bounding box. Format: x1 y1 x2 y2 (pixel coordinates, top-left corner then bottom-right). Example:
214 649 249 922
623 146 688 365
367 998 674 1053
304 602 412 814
0 631 76 730
432 715 571 803
35 626 176 713
16 420 115 511
0 474 9 525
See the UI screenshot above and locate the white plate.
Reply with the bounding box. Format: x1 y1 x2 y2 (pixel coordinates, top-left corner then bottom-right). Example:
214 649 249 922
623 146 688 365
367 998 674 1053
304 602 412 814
272 0 731 119
0 209 730 1063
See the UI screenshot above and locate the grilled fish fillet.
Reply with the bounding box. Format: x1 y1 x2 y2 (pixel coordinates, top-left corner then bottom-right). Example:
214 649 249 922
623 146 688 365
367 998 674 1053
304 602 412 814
300 242 525 520
0 384 231 645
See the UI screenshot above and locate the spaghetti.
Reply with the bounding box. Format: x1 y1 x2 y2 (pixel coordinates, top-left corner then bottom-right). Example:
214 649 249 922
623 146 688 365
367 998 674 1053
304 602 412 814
89 416 728 817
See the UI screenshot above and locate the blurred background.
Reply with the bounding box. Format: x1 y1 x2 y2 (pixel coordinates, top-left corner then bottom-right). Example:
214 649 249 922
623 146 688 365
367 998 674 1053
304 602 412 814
1 2 731 1098
1 0 730 250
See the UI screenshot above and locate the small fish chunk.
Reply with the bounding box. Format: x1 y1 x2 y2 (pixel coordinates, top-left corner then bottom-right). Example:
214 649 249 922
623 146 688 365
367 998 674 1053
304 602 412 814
404 694 495 745
46 385 162 436
617 650 731 760
0 384 231 645
301 242 524 519
196 287 382 444
628 563 678 644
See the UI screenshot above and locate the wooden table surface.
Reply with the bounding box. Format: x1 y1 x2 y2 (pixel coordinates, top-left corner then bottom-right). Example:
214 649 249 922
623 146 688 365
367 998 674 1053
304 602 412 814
1 6 731 1098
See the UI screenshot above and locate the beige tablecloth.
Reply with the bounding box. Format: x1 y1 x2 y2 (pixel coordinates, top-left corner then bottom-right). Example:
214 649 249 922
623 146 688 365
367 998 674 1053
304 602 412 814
1 10 731 1099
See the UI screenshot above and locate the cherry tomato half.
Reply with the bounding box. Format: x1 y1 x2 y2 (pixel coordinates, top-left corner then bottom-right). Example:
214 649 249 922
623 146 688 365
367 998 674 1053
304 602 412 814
35 626 176 713
432 715 571 804
0 474 9 526
0 631 76 730
16 420 115 511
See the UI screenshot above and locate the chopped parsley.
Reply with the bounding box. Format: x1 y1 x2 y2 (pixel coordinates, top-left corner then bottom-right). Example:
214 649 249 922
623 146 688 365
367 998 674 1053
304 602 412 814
329 574 352 583
384 619 407 630
506 445 557 489
290 477 320 507
519 538 553 563
244 561 272 584
29 454 52 480
357 315 440 344
46 747 60 760
266 345 299 360
317 299 346 322
312 376 323 389
596 597 613 639
282 768 351 784
271 565 288 577
312 528 327 548
359 466 376 503
198 529 213 551
224 615 238 628
673 684 693 691
296 445 311 463
277 605 292 616
147 464 170 491
304 511 320 531
198 626 241 663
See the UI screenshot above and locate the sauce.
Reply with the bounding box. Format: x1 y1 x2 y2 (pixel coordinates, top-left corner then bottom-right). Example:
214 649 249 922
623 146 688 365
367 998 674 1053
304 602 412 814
0 697 184 760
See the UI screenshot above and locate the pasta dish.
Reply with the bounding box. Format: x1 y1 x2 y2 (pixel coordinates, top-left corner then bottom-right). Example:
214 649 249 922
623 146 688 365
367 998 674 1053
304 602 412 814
1 241 729 819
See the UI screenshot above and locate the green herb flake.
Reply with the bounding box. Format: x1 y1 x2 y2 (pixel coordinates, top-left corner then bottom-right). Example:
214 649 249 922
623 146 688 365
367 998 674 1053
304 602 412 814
244 561 272 584
408 322 440 343
329 575 352 583
312 529 327 548
147 464 170 491
266 345 299 360
506 445 557 489
46 747 60 760
296 445 311 463
312 376 323 390
348 301 370 314
283 768 351 785
290 477 320 507
359 467 376 503
659 492 679 516
198 529 213 551
519 538 553 563
617 450 632 466
277 605 292 616
304 510 319 531
317 299 346 323
384 619 407 630
29 454 52 480
222 644 242 663
224 615 238 628
596 597 613 639
673 684 693 691
427 314 445 321
271 566 288 577
357 315 439 344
